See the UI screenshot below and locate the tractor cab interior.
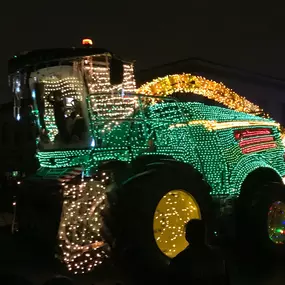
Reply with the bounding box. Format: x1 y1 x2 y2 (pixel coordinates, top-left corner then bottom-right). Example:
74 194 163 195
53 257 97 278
29 66 90 150
8 46 137 151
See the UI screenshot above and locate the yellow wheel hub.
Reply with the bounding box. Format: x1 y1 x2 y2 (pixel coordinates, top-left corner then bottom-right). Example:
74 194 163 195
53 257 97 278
153 189 201 258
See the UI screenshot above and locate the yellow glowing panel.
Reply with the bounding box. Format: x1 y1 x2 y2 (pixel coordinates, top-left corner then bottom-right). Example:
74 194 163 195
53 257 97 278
153 190 201 258
137 74 264 115
210 121 279 130
169 120 279 131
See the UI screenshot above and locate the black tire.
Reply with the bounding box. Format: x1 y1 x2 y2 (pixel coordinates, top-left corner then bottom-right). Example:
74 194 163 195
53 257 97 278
112 163 213 277
15 181 62 258
237 182 285 259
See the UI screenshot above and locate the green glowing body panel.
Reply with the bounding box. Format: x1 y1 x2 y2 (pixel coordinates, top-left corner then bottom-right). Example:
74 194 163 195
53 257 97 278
37 101 285 197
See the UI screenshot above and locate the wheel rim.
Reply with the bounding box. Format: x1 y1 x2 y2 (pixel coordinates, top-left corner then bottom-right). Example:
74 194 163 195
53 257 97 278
267 201 285 245
153 189 201 258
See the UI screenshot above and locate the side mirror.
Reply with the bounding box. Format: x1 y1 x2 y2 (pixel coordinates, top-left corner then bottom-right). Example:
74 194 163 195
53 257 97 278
110 57 124 85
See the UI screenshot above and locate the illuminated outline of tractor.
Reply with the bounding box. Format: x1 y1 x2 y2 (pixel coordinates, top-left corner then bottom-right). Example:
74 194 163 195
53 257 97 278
8 39 285 275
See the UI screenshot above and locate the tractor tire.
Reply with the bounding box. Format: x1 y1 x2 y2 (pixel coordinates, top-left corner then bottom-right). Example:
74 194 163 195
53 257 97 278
15 180 62 258
237 182 285 259
112 164 213 277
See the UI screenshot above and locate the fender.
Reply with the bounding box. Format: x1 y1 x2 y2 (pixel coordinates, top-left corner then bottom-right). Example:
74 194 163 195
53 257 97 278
98 155 176 185
230 155 282 196
128 156 210 192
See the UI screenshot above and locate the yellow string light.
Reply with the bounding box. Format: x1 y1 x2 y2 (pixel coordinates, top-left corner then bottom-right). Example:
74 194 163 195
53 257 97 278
137 73 263 115
58 177 110 274
170 120 280 131
153 190 201 258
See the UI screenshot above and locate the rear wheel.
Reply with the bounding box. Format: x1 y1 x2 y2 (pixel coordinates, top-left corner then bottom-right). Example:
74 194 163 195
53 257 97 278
237 182 285 258
268 200 285 245
113 164 213 276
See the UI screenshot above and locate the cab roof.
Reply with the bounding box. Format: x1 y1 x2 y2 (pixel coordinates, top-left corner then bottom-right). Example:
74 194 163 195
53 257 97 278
8 47 127 74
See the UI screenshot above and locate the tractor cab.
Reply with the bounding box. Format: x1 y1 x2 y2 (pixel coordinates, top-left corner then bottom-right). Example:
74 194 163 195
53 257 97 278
8 39 137 151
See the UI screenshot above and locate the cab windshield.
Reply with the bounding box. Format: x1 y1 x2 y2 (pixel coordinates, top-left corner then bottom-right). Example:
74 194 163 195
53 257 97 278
29 65 90 150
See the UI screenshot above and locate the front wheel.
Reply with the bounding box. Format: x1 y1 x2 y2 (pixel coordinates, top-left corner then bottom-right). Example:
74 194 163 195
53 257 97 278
113 164 214 276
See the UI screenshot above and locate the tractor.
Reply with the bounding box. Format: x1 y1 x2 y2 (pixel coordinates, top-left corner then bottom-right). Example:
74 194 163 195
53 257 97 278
7 39 285 275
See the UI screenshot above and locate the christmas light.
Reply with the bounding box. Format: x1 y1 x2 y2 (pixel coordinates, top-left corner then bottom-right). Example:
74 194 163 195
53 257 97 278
137 73 264 115
242 143 277 154
234 128 272 140
82 38 93 46
239 137 274 148
153 190 201 258
37 101 285 198
170 120 279 131
58 178 110 274
42 77 84 142
32 56 136 145
268 201 285 245
34 75 285 264
11 59 285 272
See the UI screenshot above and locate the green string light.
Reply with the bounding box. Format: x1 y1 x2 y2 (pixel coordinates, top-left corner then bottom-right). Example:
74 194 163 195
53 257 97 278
37 102 285 196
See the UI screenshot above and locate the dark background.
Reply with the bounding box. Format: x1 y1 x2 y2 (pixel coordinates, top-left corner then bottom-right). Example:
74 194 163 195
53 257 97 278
2 0 285 103
1 3 285 283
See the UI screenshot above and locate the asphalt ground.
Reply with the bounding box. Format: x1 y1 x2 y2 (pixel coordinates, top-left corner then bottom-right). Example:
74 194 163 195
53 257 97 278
0 224 284 285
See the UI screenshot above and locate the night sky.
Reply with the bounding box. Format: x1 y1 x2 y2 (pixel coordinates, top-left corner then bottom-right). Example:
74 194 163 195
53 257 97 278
2 1 285 103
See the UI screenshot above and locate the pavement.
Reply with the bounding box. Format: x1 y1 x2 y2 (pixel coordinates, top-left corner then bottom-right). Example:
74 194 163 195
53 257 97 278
0 220 284 285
